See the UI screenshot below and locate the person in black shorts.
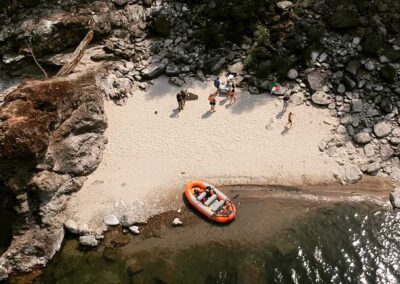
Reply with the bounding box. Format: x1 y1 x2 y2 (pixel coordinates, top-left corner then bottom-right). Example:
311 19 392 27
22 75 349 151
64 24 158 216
177 92 183 111
208 93 216 112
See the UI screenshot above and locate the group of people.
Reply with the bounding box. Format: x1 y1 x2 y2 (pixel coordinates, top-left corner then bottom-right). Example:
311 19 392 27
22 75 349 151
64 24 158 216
175 75 293 127
209 76 237 111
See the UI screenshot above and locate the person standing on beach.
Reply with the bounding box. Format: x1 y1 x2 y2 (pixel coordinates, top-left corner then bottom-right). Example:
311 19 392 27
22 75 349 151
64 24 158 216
286 112 293 128
208 93 216 112
282 93 290 111
176 92 183 111
213 77 220 95
181 90 187 110
229 87 236 104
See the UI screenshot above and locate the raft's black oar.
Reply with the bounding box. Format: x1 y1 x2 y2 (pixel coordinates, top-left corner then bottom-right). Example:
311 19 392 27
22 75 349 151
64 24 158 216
231 193 240 200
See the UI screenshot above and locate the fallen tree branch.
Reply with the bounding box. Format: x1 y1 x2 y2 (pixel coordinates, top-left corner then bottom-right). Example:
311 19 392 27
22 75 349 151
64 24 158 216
56 30 94 77
25 40 48 78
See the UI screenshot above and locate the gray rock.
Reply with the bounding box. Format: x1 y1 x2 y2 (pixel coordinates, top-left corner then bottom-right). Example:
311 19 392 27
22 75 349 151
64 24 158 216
380 144 394 161
168 77 184 87
337 125 347 135
64 219 79 234
113 0 129 5
390 137 400 145
172 218 183 226
228 62 244 75
364 144 375 157
141 63 166 79
196 70 206 82
311 91 331 105
389 187 400 209
211 58 226 73
373 122 392 138
353 132 372 144
337 84 346 94
306 69 326 91
165 65 180 76
103 214 119 226
366 161 381 174
248 86 259 94
346 59 360 76
287 69 298 80
2 54 25 65
79 235 99 247
129 225 140 234
120 213 137 227
318 141 326 152
47 133 106 175
344 164 363 184
339 114 353 126
291 92 304 105
276 1 293 10
352 99 362 112
364 60 375 71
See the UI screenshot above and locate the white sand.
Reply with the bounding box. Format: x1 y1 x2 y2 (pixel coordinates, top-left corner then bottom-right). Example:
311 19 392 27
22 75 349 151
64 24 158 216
65 75 340 231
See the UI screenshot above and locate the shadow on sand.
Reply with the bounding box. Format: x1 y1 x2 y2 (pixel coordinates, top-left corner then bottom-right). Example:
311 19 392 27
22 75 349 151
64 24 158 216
201 110 214 119
170 107 180 118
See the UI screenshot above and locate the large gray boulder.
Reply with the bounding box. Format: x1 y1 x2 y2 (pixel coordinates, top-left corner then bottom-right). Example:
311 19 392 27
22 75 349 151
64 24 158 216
287 69 298 80
365 161 381 174
104 214 119 226
311 91 331 105
120 212 137 227
390 187 400 209
307 69 326 91
276 1 293 10
228 62 244 74
165 64 180 77
344 164 363 184
79 235 99 247
47 133 106 175
141 63 166 79
352 99 363 113
353 132 372 144
380 145 394 161
211 58 226 73
373 122 392 138
291 92 304 105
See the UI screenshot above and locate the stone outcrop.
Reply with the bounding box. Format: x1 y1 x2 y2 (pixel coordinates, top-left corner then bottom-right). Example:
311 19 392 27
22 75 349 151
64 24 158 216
0 71 107 280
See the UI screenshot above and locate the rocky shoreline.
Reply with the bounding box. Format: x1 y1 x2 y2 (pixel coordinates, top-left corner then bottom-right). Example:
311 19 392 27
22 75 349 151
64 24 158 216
0 0 400 280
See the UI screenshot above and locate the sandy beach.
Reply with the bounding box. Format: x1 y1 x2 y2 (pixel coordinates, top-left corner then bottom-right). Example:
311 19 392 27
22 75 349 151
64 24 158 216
65 75 341 231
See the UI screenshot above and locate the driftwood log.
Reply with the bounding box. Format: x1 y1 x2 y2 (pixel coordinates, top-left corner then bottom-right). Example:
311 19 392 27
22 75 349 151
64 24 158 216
56 30 94 77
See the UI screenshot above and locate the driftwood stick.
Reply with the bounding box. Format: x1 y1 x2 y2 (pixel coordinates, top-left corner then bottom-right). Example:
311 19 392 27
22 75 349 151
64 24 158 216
25 41 48 78
56 30 94 77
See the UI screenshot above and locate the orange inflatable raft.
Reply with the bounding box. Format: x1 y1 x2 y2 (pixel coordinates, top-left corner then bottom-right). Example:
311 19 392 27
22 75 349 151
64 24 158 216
185 180 236 223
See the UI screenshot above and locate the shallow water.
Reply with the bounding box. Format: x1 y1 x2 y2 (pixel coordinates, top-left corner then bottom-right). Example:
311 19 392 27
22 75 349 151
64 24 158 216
27 200 400 284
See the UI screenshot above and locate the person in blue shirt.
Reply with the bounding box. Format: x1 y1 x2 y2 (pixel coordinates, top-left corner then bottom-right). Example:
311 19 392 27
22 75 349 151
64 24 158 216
213 77 220 95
